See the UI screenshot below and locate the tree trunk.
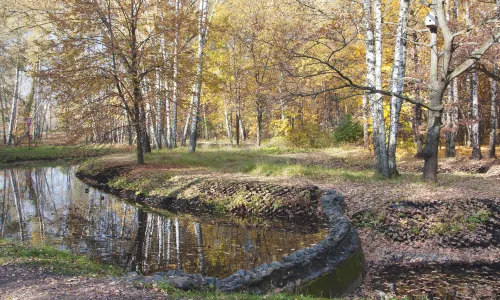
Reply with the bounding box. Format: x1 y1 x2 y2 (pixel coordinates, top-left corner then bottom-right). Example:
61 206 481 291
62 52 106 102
235 111 240 145
145 99 158 150
388 0 410 176
203 103 209 140
445 86 454 157
414 104 423 155
423 27 441 181
134 105 145 164
465 74 472 147
471 66 482 160
445 78 458 157
140 104 152 154
171 0 180 148
410 31 423 156
256 98 263 146
490 55 498 158
224 106 233 143
363 0 389 177
181 105 192 147
188 0 209 153
239 116 245 141
445 0 460 157
127 113 133 146
374 0 389 177
156 72 165 149
0 87 7 145
7 64 20 146
362 94 369 149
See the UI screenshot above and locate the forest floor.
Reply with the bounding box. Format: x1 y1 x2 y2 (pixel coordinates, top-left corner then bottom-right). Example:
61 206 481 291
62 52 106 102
81 144 499 298
2 144 499 298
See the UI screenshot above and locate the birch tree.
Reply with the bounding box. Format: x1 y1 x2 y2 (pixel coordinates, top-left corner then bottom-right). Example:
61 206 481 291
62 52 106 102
6 63 20 146
388 0 410 176
188 0 216 153
363 0 387 176
171 0 181 148
470 65 482 160
372 0 389 177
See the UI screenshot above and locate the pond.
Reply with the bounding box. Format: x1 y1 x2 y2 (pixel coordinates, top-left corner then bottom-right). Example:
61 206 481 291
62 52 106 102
0 164 326 278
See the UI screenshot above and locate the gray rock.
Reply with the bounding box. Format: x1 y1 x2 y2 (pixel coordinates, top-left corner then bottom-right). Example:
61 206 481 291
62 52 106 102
126 271 139 278
168 276 195 290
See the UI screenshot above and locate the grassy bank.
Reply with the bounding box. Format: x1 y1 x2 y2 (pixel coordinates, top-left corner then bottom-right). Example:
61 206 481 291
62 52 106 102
141 146 383 182
157 290 334 300
0 239 334 299
0 238 123 276
0 145 131 166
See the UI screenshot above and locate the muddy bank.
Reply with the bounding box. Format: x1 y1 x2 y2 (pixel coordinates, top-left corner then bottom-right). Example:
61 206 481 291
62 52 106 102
76 162 324 222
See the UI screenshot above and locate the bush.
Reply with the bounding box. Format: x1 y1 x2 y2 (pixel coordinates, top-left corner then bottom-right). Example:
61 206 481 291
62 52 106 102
333 115 363 143
269 118 333 148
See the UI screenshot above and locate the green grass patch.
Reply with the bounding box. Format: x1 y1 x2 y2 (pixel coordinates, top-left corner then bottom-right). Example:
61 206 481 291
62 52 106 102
0 145 120 166
156 288 336 300
109 172 172 196
0 239 123 276
144 147 394 182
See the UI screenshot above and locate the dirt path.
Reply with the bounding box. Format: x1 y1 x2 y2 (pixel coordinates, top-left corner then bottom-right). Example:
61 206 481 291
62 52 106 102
0 265 166 300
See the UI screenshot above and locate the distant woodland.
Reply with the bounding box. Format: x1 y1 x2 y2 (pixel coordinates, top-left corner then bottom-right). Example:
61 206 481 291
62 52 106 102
0 0 499 180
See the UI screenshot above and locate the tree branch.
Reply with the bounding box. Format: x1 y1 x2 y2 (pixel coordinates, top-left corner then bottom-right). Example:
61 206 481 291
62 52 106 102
448 27 500 81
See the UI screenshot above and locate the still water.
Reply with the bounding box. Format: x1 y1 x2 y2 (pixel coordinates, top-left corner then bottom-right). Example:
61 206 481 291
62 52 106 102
0 165 325 278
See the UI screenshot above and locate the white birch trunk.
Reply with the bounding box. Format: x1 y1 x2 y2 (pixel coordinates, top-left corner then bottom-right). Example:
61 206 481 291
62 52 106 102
370 0 389 176
156 71 166 149
188 0 217 153
165 79 172 149
239 115 245 141
489 55 498 158
466 74 472 147
471 67 482 159
181 104 192 146
144 92 158 149
363 0 376 153
171 0 180 148
224 105 233 143
388 0 410 176
363 94 369 149
0 86 7 144
7 64 20 146
188 0 209 152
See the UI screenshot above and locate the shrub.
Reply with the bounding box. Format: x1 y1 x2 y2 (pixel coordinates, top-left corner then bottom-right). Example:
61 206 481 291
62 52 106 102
270 118 333 148
333 115 363 143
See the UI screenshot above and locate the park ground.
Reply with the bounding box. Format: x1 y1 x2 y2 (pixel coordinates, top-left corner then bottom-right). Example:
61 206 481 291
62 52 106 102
1 143 499 299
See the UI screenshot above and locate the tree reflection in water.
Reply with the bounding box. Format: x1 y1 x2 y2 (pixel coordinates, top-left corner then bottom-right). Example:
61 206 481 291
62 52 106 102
0 165 325 278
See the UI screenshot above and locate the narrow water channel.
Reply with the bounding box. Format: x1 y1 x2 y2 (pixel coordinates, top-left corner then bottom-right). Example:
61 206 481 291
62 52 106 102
0 164 326 278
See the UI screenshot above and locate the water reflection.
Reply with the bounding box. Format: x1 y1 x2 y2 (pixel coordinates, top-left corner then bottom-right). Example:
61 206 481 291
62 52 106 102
0 165 325 278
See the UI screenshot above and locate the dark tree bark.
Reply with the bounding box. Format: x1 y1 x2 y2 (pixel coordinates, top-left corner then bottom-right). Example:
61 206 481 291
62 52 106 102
490 55 498 158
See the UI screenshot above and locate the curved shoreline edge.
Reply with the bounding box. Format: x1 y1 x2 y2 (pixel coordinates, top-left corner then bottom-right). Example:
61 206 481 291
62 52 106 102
77 167 364 297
